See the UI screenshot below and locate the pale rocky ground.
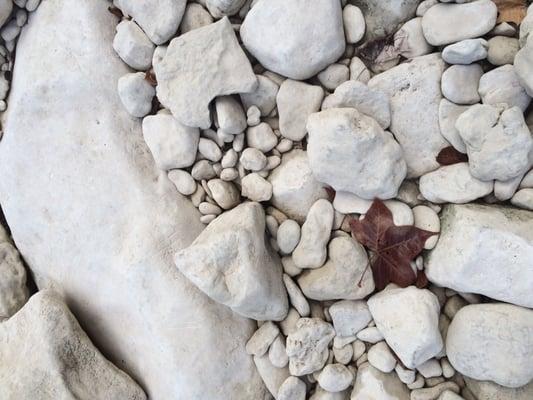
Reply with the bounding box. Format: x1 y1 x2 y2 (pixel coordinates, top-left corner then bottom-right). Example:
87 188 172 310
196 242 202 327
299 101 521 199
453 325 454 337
0 0 532 400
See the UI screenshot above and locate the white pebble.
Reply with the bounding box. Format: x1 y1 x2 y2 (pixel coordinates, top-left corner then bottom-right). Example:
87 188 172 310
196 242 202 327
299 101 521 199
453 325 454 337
356 327 384 344
283 274 310 317
247 105 261 126
198 138 222 162
240 148 267 171
268 335 288 368
317 363 353 393
200 214 216 224
277 219 301 254
168 169 196 196
241 173 273 201
417 358 443 378
367 341 397 373
412 205 440 249
278 376 306 400
343 4 365 44
220 168 238 181
245 321 280 356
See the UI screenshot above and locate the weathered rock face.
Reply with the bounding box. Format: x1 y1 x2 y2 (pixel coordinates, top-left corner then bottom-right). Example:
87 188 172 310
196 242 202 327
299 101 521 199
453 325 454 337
465 377 533 400
0 291 147 399
425 204 533 308
0 1 265 399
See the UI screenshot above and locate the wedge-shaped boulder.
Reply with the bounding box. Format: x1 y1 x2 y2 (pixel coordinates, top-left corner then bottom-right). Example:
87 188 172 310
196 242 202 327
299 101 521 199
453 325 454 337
425 204 533 308
175 202 288 321
154 17 257 128
0 291 146 399
0 1 266 398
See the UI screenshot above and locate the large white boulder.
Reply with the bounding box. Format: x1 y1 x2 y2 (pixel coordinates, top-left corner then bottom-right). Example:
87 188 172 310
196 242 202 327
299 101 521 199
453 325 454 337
0 291 146 399
240 0 345 80
0 1 266 398
174 202 288 321
368 53 449 178
465 377 533 400
447 303 533 388
425 204 533 308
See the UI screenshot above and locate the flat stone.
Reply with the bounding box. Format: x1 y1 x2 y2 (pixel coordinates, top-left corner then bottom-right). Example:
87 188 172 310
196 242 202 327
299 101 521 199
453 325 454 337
240 0 345 80
0 291 147 399
442 39 488 64
154 17 257 129
447 303 533 388
438 99 469 153
425 204 533 308
174 202 288 320
421 0 497 46
368 54 448 178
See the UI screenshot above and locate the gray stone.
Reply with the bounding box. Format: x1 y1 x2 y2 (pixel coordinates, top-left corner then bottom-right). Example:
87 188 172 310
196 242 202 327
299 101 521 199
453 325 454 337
0 242 29 319
394 17 433 59
317 364 354 393
329 300 372 338
118 72 155 118
0 0 12 28
442 39 488 64
343 4 365 44
278 376 306 400
441 64 482 105
179 3 213 34
240 75 279 117
113 20 155 70
350 363 410 400
215 95 247 135
515 37 533 97
317 63 350 91
206 0 246 18
465 377 533 400
511 188 533 210
487 36 519 66
478 65 531 112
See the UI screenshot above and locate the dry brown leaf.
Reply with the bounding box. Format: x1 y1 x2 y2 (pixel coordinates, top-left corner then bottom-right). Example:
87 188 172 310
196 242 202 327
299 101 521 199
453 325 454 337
493 0 527 24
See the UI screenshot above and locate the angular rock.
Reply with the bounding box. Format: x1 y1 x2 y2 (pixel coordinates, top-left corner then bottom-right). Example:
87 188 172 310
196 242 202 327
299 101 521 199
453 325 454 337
369 54 448 177
0 2 266 398
350 363 410 400
175 202 288 320
154 17 257 129
421 0 497 46
425 204 533 308
240 75 279 117
268 150 328 223
0 242 28 319
246 122 277 152
286 318 335 376
438 99 469 153
394 17 433 59
478 65 531 112
240 0 345 80
419 163 494 204
447 303 533 388
0 291 146 399
307 108 406 199
368 286 443 369
113 20 155 71
442 38 488 65
118 72 155 118
456 105 533 182
116 0 186 45
298 236 374 301
206 0 246 18
321 80 391 129
277 79 324 142
329 300 372 338
241 173 272 202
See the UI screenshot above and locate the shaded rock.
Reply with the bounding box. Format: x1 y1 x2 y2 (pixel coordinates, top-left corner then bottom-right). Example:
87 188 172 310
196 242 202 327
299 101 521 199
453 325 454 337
442 39 488 65
465 377 533 400
350 363 410 400
0 242 28 319
206 0 246 18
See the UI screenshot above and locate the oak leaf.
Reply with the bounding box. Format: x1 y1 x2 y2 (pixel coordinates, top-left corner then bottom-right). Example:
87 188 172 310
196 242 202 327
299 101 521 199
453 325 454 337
436 146 468 166
349 199 437 291
493 0 527 24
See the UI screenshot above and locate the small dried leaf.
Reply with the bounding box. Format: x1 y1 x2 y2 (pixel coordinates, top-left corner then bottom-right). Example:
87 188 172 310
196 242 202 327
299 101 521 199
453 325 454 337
415 270 429 289
145 70 157 86
324 186 336 203
108 6 123 19
493 0 527 24
436 146 468 166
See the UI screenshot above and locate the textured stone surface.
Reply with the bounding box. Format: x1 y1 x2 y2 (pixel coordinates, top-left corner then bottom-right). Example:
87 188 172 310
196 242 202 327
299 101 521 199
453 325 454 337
350 363 410 400
0 241 28 319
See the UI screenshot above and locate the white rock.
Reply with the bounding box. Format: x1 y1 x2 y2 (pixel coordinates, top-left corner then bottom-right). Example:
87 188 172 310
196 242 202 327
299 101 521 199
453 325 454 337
368 54 448 178
511 188 533 210
307 108 406 199
254 354 291 399
421 0 497 46
0 291 147 399
464 376 533 400
384 200 414 226
268 150 328 223
246 321 280 356
447 303 533 388
168 169 196 195
478 65 531 112
215 95 247 135
425 204 533 308
487 36 519 66
343 4 365 44
0 242 29 319
350 363 410 400
278 79 324 141
419 163 494 204
240 148 267 171
442 38 488 64
352 340 366 360
191 160 216 180
269 335 289 368
416 0 438 17
113 20 154 71
240 0 345 80
441 64 482 105
321 80 391 129
206 0 246 18
179 3 213 34
410 382 460 400
143 112 199 170
417 359 442 379
241 173 272 202
277 219 301 254
394 17 433 59
357 327 385 344
329 300 372 338
515 38 533 97
221 149 238 168
293 199 333 269
286 318 335 376
246 122 278 152
334 344 354 365
349 56 371 83
368 342 397 373
368 286 443 369
280 308 300 336
298 236 374 301
0 0 12 28
317 64 350 91
438 391 465 400
438 99 469 153
278 376 306 400
240 75 279 118
395 364 416 385
456 105 533 181
208 179 240 209
174 202 288 320
521 169 533 188
154 18 257 129
333 191 373 214
494 174 525 201
118 72 155 118
412 205 440 249
283 274 310 317
520 5 533 47
199 138 222 162
318 364 354 393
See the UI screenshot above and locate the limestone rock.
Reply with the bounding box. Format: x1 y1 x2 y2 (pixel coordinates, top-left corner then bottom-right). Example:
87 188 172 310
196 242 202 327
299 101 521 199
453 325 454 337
369 54 448 178
442 38 488 65
447 303 533 388
0 291 146 399
394 17 433 59
113 20 155 71
307 108 406 199
206 0 246 18
240 0 345 80
350 363 410 400
425 204 533 308
465 377 533 400
329 300 372 338
179 3 213 34
511 188 533 210
154 17 257 129
441 64 482 105
175 202 288 320
118 72 155 118
438 99 469 153
0 242 29 319
478 65 531 112
0 0 12 28
515 36 533 97
0 2 267 398
254 354 291 398
240 75 279 117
